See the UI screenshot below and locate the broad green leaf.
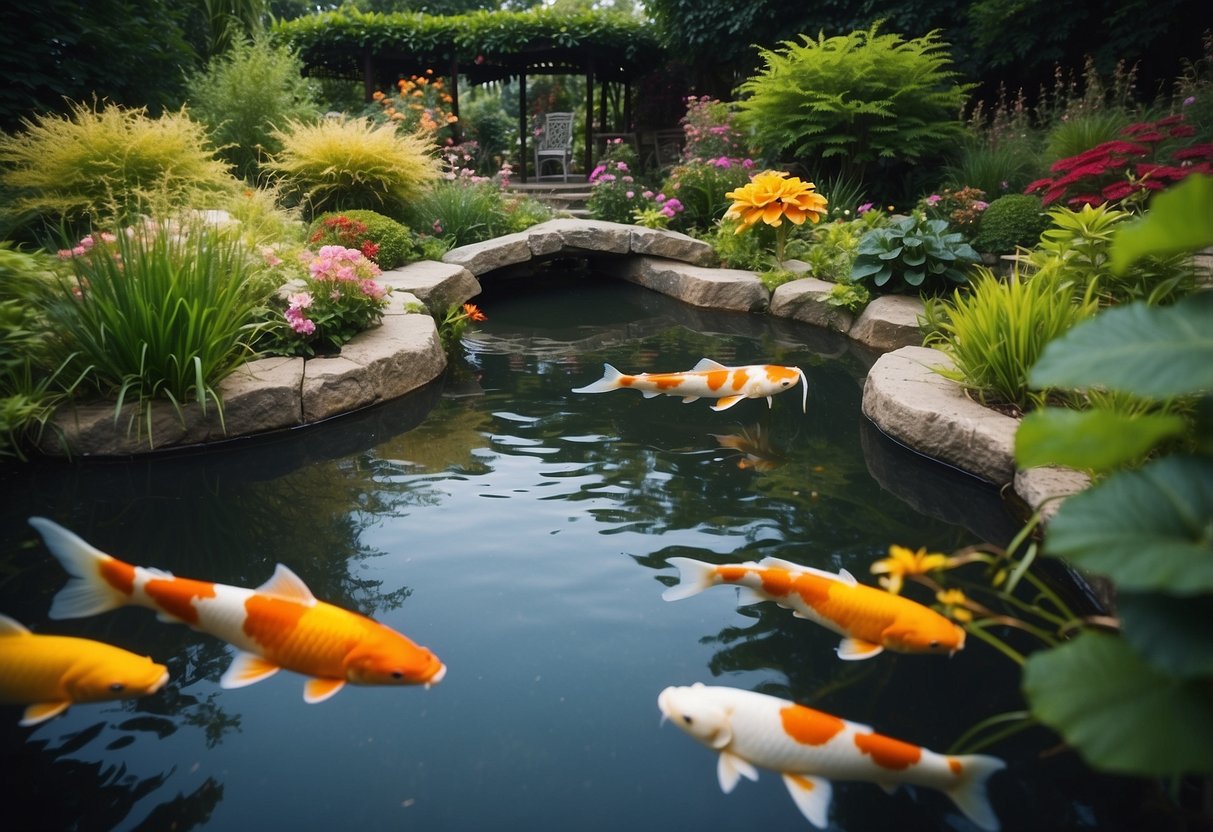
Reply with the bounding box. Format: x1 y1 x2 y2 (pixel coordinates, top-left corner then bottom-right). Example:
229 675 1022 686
1023 631 1213 775
1110 175 1213 274
1028 292 1213 399
1046 455 1213 594
1118 592 1213 678
1016 407 1188 472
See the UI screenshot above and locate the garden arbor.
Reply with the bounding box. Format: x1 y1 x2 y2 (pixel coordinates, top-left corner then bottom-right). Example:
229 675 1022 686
272 9 663 181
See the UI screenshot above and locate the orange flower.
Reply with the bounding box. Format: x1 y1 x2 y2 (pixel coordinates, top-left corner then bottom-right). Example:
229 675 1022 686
723 170 828 232
372 90 385 101
462 303 486 322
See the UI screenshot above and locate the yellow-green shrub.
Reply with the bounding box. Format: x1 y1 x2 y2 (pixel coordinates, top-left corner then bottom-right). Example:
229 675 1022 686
266 117 440 219
0 101 237 237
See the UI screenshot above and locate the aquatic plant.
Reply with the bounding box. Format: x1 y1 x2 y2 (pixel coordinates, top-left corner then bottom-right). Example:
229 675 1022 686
437 302 486 354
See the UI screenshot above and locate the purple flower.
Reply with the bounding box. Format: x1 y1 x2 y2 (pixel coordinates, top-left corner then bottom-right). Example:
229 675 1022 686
857 202 874 214
925 194 941 205
1183 96 1197 107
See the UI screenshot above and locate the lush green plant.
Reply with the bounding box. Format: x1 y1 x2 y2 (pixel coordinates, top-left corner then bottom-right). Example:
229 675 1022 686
679 95 751 162
923 268 1098 411
403 179 551 248
1041 109 1133 166
0 102 238 239
436 302 486 354
703 218 772 270
971 194 1050 253
219 185 308 249
816 173 867 221
943 137 1042 199
256 244 390 357
1013 174 1213 777
799 217 868 282
43 219 271 437
824 281 871 312
735 24 971 182
188 35 320 182
1029 202 1195 306
266 116 440 218
586 142 652 224
916 186 990 238
458 94 518 174
662 159 754 233
308 209 420 269
851 214 980 294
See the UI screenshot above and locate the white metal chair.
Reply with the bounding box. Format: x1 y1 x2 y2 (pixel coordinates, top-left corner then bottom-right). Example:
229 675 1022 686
534 112 574 181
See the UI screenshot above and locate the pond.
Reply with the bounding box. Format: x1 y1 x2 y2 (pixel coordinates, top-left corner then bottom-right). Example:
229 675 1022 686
0 273 1166 831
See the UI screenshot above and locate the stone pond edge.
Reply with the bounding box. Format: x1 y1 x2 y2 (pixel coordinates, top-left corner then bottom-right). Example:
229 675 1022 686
39 217 1081 522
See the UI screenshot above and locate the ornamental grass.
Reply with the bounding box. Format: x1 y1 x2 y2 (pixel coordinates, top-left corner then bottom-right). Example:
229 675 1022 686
0 101 237 239
266 117 441 219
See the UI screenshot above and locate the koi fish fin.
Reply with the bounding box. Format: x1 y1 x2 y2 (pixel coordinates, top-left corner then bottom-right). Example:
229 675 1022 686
735 587 768 606
571 364 624 394
692 358 729 372
662 557 718 602
782 773 832 828
29 517 128 619
20 701 70 727
220 650 281 689
837 638 884 660
711 395 747 412
681 396 701 404
256 564 317 605
0 614 29 636
758 557 857 586
943 754 1006 832
304 677 346 704
641 390 662 398
716 750 758 793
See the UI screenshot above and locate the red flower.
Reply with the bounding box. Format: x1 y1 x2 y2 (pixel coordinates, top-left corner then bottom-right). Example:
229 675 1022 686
360 240 380 260
1101 181 1136 200
1155 114 1184 127
1025 177 1053 194
1067 194 1105 208
1169 124 1197 138
1173 143 1213 161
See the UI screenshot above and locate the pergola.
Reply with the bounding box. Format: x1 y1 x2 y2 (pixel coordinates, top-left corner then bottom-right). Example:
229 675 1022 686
273 10 662 182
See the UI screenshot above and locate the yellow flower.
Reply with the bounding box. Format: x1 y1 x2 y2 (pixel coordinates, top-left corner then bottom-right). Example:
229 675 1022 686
935 588 974 623
870 545 950 594
723 170 828 233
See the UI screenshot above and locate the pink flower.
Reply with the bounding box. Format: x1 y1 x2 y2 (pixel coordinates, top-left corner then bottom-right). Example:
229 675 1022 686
626 191 635 198
925 194 941 205
857 202 874 214
287 291 313 309
360 279 385 300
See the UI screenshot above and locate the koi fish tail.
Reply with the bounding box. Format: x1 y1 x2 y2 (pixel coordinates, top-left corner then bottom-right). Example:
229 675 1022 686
662 557 720 602
572 364 624 394
28 517 129 619
943 753 1006 832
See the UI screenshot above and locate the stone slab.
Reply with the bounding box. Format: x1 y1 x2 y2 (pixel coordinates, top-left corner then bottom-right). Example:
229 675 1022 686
849 295 926 352
622 257 768 313
441 232 534 275
769 277 853 333
862 346 1018 484
379 260 481 312
628 226 715 265
1014 466 1092 522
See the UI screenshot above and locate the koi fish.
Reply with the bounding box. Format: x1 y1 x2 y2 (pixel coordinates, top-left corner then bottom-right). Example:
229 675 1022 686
29 517 445 703
0 613 169 726
572 358 807 412
658 684 1004 831
663 556 965 660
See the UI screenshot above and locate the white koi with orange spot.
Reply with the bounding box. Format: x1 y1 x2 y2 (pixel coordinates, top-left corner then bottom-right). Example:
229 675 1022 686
572 358 807 412
29 518 445 703
658 684 1004 830
663 556 965 660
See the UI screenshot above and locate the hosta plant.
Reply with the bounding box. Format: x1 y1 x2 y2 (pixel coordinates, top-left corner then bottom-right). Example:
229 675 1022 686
851 215 979 294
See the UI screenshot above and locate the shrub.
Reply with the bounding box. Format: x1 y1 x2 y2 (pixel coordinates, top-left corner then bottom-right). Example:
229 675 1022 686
923 269 1099 412
662 159 753 232
266 116 441 218
458 94 517 174
256 245 390 358
308 209 419 269
735 24 971 181
851 215 980 294
1025 114 1213 208
368 70 459 145
679 96 751 162
916 186 990 238
187 36 320 182
1042 110 1134 166
43 219 271 436
0 102 237 238
943 137 1042 198
586 142 650 223
972 194 1050 253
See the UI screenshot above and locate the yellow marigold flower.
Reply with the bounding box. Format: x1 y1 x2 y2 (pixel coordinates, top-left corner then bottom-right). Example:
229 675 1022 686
936 588 974 623
870 545 950 595
723 170 828 233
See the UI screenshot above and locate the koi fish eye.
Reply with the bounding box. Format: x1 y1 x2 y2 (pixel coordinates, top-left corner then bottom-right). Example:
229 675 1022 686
682 715 694 725
930 640 940 649
109 683 126 692
391 671 404 680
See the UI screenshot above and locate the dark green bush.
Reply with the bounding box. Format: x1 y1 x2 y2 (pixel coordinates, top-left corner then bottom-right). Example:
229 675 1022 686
972 194 1050 253
309 209 419 268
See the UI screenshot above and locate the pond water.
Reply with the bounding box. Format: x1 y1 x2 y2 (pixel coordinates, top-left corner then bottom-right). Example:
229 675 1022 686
0 274 1168 831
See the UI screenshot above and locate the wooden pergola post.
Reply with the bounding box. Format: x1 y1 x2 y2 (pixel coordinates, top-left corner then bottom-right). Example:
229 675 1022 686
584 58 595 180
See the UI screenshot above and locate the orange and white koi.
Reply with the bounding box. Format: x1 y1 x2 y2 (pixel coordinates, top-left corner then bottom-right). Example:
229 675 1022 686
0 613 168 726
573 358 807 412
663 556 965 660
658 684 1004 831
29 517 445 703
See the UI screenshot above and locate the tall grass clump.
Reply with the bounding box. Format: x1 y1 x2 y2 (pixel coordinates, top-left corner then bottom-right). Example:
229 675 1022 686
188 36 320 182
923 269 1098 412
266 117 440 219
0 102 237 239
735 23 971 184
403 180 551 248
43 219 273 438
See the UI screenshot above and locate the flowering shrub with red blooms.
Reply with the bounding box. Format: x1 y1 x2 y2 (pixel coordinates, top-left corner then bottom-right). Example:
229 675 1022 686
309 215 379 261
1025 114 1213 208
